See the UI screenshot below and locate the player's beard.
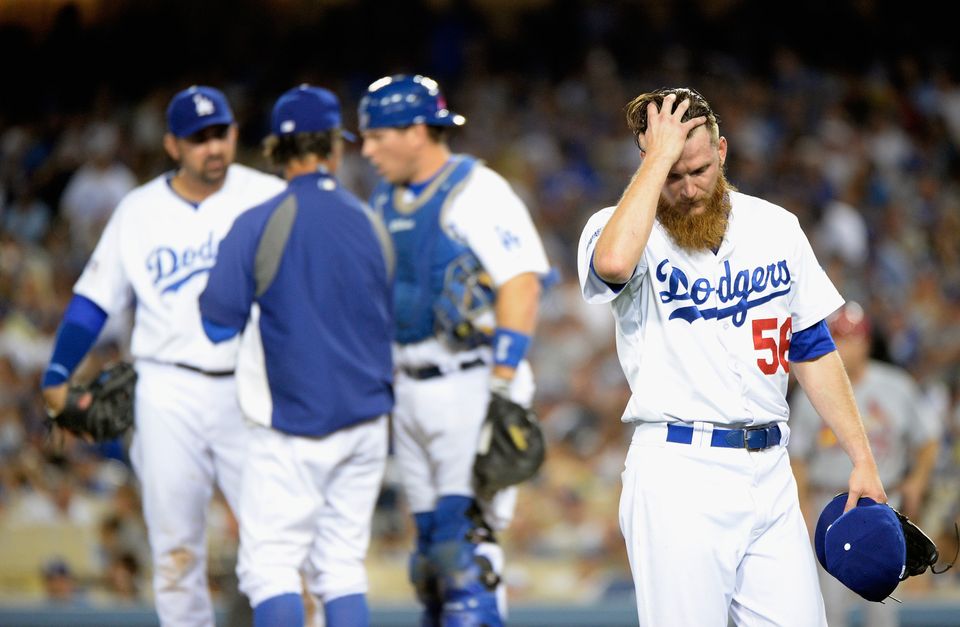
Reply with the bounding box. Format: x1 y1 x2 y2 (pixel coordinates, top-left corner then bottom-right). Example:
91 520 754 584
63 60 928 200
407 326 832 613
657 171 733 253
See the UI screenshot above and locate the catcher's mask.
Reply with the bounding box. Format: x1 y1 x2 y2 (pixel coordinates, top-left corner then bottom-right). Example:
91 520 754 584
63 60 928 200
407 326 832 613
815 493 958 602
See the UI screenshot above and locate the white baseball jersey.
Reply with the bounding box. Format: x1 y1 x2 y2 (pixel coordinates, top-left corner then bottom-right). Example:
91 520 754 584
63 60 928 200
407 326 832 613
73 164 286 370
75 163 284 627
376 162 551 371
578 190 844 427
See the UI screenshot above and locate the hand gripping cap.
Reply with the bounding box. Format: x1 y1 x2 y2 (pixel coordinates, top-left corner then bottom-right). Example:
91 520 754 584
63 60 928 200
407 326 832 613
358 74 466 131
815 493 906 602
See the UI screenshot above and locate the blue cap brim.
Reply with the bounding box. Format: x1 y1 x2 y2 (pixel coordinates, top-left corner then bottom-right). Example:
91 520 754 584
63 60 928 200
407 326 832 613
171 112 234 138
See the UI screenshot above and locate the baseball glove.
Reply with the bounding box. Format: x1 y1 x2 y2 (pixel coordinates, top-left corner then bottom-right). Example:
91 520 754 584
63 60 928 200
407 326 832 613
50 362 137 442
894 507 957 579
473 394 546 499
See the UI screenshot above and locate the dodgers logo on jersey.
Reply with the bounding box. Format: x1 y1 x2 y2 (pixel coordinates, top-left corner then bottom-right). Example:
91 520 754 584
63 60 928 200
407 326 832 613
147 232 217 294
656 258 792 327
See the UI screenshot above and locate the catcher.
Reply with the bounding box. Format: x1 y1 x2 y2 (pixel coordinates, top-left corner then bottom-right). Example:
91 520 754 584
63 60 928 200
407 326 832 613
43 361 137 442
359 74 552 627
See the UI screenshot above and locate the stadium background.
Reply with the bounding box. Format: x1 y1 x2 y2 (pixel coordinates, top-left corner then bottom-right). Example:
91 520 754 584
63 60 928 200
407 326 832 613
1 0 959 624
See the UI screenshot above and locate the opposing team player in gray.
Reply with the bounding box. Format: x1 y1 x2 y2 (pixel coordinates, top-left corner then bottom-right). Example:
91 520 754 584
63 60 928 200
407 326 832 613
790 302 941 627
359 74 551 626
199 84 394 627
42 86 284 626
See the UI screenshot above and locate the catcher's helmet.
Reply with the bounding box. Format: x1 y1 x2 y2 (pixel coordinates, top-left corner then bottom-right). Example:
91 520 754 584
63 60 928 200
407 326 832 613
358 74 465 131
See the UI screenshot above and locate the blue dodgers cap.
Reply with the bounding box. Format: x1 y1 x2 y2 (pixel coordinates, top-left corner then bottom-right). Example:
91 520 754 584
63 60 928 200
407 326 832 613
167 86 234 138
271 84 355 141
815 493 906 602
358 74 466 131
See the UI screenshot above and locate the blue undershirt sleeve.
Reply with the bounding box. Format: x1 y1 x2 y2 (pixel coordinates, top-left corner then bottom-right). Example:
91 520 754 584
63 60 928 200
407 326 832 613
201 316 240 344
789 319 837 362
42 294 108 387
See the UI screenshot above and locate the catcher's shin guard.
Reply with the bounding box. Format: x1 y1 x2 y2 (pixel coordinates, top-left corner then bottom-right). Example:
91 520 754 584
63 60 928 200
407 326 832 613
410 551 442 627
429 540 502 627
411 511 442 626
430 496 503 627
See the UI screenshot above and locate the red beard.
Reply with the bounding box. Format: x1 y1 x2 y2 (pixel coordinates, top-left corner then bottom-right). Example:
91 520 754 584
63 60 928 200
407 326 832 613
657 171 733 252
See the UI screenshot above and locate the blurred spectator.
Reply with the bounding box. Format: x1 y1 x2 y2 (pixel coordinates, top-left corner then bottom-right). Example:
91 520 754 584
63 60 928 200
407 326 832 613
2 182 52 245
58 122 135 253
41 557 84 605
104 551 141 603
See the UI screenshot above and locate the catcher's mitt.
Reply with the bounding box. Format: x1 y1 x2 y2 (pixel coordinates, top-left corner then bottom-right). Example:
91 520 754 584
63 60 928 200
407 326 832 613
50 362 137 442
473 394 546 499
893 507 958 579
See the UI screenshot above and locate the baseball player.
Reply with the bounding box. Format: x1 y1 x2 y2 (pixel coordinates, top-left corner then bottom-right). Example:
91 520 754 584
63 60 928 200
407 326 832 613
577 87 887 626
41 86 285 627
790 301 941 627
199 84 394 627
358 74 551 626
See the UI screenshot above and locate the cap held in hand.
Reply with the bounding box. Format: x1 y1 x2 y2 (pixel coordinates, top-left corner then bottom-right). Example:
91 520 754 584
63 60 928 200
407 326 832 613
815 493 905 602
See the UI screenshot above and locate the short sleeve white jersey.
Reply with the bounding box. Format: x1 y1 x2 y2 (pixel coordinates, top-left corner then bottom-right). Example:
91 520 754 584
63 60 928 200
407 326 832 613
443 164 551 287
73 164 286 370
577 190 844 426
392 161 551 368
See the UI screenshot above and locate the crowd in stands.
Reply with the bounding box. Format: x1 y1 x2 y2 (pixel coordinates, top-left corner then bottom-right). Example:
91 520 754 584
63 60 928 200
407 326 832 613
1 0 959 610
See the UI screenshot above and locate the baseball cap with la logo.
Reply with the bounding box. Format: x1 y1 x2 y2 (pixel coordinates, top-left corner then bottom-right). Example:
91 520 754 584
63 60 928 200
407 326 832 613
167 85 235 138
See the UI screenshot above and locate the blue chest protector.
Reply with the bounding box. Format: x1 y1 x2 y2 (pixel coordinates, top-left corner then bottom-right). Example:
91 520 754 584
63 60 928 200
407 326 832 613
373 156 479 345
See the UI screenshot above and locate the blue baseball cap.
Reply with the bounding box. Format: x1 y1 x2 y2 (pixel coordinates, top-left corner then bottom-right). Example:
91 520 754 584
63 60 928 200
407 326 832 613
167 86 235 138
271 84 356 141
358 74 466 131
815 493 906 602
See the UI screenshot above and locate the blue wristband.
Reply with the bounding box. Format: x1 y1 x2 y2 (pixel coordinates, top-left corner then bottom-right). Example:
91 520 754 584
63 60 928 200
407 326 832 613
492 328 531 369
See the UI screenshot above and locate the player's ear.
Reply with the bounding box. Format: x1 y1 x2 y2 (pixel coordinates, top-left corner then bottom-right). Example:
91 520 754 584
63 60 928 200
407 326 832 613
163 133 181 162
718 136 727 167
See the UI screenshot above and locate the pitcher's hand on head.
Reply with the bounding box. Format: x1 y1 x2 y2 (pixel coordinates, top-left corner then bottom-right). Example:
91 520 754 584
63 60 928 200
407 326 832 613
640 93 707 165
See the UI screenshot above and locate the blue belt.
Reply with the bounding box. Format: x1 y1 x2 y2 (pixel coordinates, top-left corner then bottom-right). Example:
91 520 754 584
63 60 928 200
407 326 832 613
666 423 782 451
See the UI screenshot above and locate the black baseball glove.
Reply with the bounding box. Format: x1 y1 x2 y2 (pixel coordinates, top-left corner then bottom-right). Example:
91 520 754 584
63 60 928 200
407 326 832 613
49 362 137 442
473 394 546 499
894 507 957 579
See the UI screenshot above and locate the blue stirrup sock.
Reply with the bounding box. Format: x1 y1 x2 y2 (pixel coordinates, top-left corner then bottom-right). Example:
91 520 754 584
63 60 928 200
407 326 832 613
254 592 303 627
325 593 369 627
432 495 474 543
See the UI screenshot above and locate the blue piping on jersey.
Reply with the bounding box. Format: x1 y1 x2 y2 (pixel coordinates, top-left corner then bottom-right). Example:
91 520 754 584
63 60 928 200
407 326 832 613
589 252 627 293
164 174 201 210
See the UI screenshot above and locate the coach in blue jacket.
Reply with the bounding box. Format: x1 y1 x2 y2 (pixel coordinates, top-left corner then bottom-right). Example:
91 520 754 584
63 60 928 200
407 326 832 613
199 84 394 627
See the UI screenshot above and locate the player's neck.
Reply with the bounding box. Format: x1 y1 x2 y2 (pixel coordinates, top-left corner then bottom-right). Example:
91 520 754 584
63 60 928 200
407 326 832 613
409 144 451 185
284 155 337 181
170 170 227 204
